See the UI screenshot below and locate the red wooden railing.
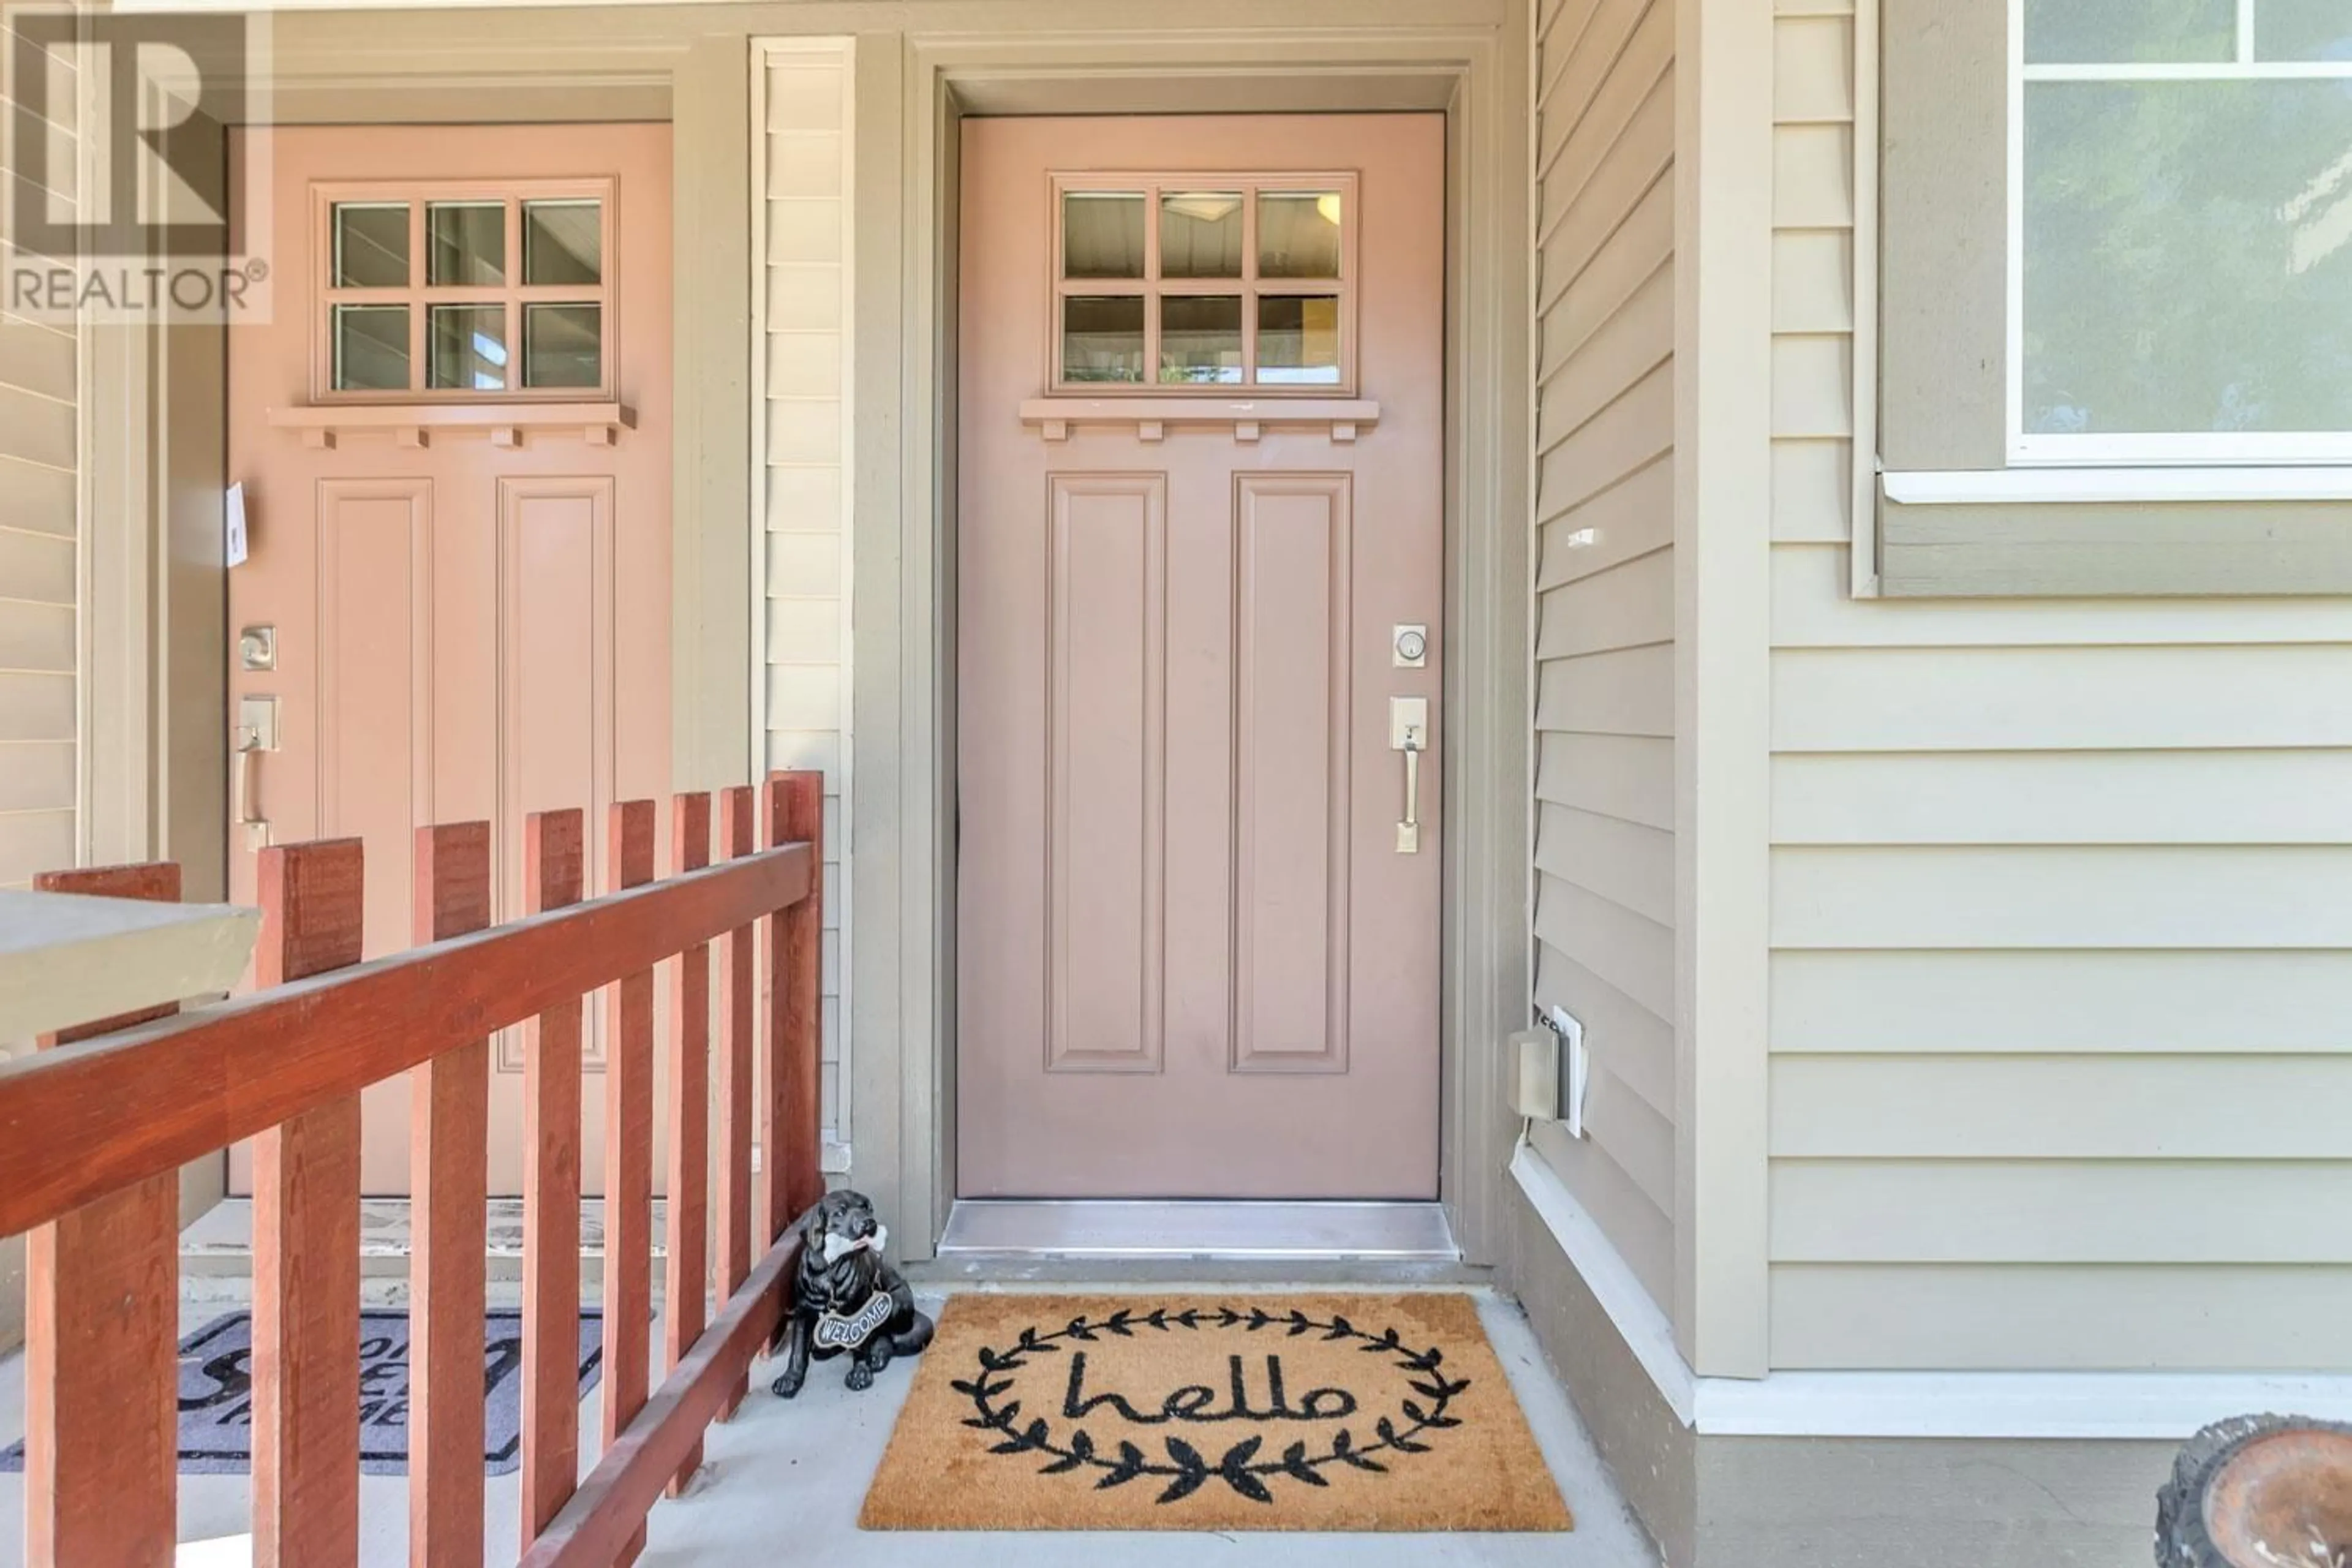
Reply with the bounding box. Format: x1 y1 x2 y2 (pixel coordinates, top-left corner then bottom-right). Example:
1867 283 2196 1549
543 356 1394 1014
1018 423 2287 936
0 771 828 1568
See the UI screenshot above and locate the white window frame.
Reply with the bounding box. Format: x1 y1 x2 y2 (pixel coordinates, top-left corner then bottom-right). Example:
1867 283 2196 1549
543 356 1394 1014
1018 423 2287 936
2004 0 2352 468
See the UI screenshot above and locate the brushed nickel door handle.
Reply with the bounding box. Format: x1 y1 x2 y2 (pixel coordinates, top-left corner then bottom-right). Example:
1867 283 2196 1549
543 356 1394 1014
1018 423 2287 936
1390 696 1429 854
234 695 278 849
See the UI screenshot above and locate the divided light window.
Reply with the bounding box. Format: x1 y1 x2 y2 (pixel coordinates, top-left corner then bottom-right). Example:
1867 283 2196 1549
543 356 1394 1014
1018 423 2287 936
1053 174 1357 394
2015 0 2352 462
320 183 614 400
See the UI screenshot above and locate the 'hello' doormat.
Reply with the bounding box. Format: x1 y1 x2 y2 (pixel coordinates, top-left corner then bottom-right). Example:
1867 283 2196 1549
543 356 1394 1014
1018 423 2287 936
860 1293 1571 1532
0 1307 603 1476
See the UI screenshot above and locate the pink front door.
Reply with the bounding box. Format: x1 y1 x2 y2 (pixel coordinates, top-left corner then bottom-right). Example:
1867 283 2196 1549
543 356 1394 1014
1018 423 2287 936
956 115 1445 1199
225 124 673 1196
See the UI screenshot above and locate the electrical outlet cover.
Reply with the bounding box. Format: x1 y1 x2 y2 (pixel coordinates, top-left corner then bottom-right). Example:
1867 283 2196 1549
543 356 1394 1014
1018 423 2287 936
1509 1028 1558 1121
1547 1007 1590 1137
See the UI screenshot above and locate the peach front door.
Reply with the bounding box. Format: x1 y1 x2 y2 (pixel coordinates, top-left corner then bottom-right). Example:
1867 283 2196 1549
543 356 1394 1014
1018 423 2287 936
957 115 1445 1199
225 124 671 1197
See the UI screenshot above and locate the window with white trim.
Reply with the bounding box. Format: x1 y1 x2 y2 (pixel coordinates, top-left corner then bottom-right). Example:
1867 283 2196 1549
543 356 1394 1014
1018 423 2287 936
2013 0 2352 464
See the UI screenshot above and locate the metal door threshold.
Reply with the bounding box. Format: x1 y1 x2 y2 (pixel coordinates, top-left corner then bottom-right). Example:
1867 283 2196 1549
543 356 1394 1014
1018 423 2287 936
937 1200 1458 1262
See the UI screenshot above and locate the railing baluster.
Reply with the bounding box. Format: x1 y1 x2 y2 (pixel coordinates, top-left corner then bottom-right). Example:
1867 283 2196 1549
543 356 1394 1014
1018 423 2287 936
603 800 657 1566
24 864 183 1568
9 812 823 1568
665 791 713 1491
763 771 826 1243
712 785 758 1417
409 824 492 1568
251 839 366 1568
521 810 586 1553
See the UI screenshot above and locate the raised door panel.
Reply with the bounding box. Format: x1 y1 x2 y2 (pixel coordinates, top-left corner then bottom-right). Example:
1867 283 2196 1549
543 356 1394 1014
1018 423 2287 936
1046 473 1167 1074
496 476 616 1069
315 478 432 1193
1232 473 1352 1074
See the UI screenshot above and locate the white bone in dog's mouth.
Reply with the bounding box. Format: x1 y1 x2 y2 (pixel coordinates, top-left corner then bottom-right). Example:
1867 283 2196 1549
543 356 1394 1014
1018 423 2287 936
821 1223 886 1265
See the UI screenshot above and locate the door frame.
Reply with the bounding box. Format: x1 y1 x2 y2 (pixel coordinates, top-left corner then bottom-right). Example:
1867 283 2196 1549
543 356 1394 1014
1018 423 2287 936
892 31 1530 1264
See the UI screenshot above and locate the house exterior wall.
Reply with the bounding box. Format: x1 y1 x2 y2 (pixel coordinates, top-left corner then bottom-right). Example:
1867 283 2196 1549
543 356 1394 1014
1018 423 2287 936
755 40 855 1148
1527 0 1681 1317
1768 0 2352 1374
0 29 81 1357
0 68 79 895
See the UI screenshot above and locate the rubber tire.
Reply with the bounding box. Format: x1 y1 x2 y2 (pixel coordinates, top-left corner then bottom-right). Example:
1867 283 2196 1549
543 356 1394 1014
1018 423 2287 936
2156 1414 2352 1567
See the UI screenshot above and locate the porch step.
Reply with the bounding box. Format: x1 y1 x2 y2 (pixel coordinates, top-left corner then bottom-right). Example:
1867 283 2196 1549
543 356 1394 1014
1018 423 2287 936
179 1197 668 1306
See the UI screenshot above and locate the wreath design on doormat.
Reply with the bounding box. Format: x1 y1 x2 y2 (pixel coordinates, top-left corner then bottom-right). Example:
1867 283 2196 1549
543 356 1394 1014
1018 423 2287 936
949 1305 1472 1505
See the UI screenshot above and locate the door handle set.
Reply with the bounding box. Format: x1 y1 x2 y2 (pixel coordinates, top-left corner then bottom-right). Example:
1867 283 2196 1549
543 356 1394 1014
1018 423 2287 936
234 695 279 850
1390 696 1429 854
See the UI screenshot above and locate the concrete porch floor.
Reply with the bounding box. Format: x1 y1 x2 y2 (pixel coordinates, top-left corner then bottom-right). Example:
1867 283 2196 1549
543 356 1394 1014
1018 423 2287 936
0 1284 1658 1566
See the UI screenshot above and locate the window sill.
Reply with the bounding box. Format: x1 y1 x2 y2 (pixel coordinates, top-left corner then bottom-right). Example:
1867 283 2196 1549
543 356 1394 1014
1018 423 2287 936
1883 467 2352 507
266 401 633 450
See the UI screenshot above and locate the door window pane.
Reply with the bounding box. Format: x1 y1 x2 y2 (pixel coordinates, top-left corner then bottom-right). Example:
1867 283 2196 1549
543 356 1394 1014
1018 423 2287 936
2256 0 2352 61
524 200 601 286
1257 192 1343 279
1256 296 1342 385
1062 192 1146 280
524 303 602 388
332 203 409 288
427 304 508 391
333 305 410 391
426 202 505 287
1061 295 1146 383
2022 79 2352 436
1158 190 1244 279
2023 0 2235 63
1159 296 1243 384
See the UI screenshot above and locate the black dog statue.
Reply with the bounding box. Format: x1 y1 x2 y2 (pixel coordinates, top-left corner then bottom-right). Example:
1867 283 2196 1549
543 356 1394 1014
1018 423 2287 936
770 1189 934 1396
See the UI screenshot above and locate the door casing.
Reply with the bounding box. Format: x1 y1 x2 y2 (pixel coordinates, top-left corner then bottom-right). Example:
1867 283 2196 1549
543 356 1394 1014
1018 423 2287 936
907 44 1529 1262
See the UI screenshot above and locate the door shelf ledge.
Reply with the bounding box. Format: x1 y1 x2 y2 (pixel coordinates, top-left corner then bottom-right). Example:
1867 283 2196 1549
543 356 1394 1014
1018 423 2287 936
266 401 633 449
1019 396 1379 444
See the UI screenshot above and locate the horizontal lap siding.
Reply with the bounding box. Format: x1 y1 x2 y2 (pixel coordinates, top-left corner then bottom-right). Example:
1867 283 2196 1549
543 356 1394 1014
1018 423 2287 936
1529 0 1678 1310
0 61 78 895
1768 2 2352 1370
760 50 853 1144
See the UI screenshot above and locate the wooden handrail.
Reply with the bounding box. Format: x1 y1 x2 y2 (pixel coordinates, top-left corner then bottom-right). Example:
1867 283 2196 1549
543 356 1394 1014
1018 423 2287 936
9 773 827 1568
0 837 813 1239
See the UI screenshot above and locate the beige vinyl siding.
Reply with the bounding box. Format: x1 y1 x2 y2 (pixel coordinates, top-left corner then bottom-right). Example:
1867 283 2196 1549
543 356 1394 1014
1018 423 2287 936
1769 2 2352 1371
0 51 79 896
1528 0 1678 1311
758 43 852 1144
0 39 78 1355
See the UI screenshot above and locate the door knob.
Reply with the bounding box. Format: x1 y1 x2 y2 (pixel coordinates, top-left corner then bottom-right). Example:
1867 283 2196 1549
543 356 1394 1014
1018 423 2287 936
1390 696 1428 853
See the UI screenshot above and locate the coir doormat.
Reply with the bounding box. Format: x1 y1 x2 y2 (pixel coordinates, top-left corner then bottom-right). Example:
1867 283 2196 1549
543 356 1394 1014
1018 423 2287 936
861 1293 1571 1532
0 1308 603 1476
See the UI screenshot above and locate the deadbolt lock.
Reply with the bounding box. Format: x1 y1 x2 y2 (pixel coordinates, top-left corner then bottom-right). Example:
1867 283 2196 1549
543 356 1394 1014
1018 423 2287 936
1393 624 1429 668
238 625 277 671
